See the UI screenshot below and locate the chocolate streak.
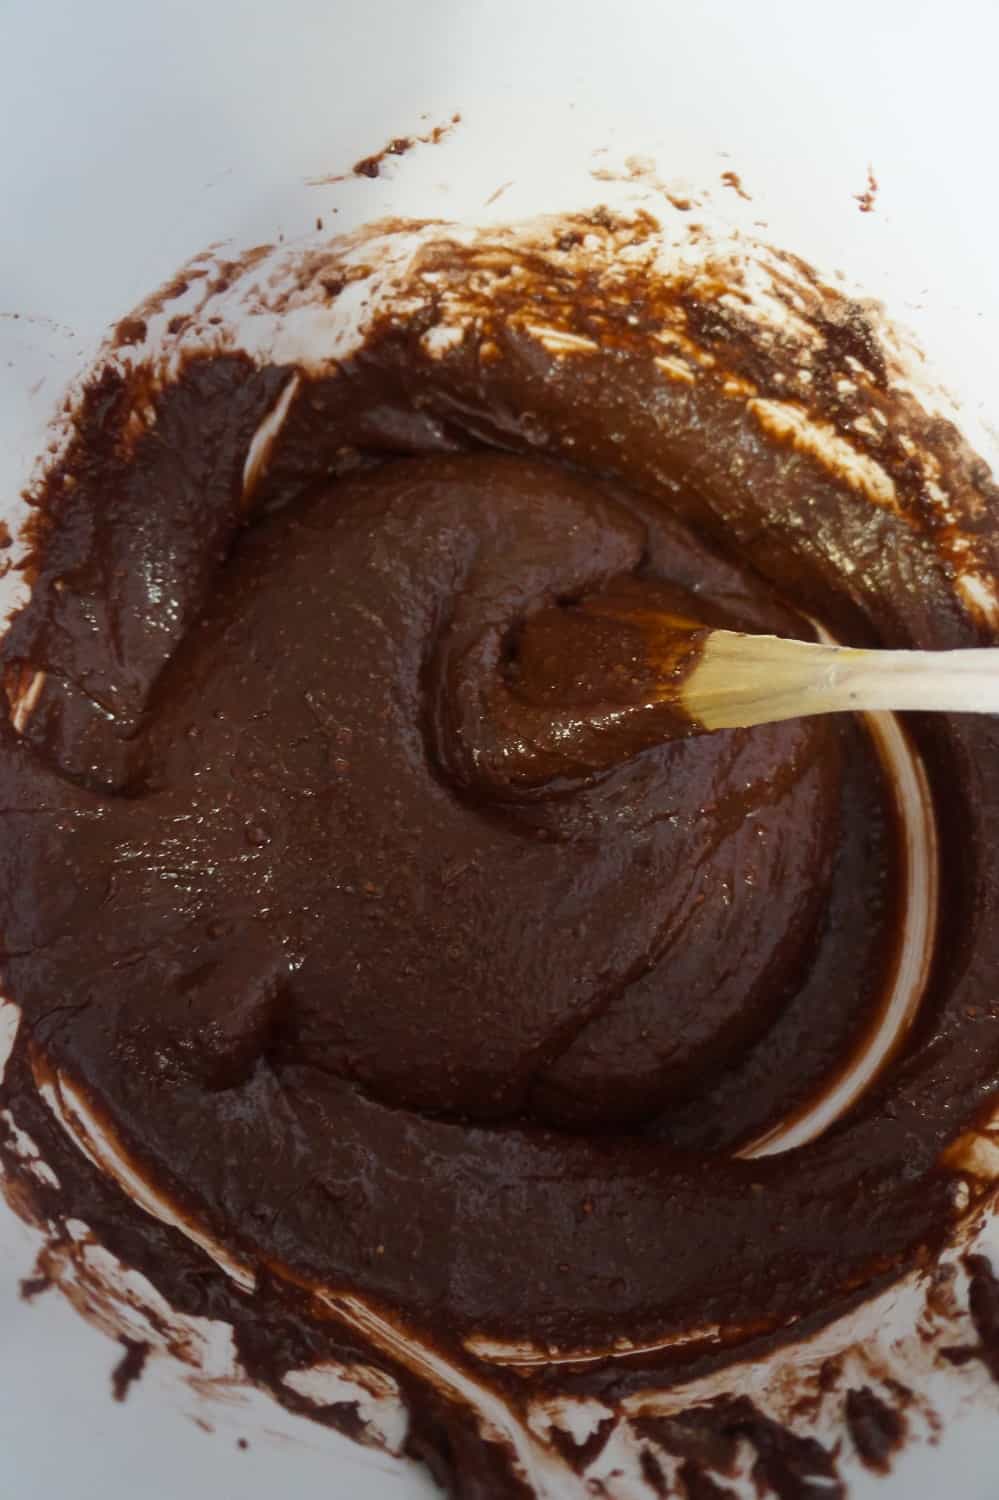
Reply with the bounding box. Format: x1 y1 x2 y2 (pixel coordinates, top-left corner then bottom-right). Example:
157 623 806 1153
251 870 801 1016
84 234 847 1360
3 214 999 1496
111 1336 150 1403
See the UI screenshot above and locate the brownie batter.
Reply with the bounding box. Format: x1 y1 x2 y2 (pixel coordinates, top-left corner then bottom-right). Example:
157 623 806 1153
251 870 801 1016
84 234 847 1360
3 212 999 1495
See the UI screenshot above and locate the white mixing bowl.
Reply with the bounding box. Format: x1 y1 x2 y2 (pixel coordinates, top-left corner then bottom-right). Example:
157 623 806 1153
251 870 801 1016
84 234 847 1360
3 3 999 1496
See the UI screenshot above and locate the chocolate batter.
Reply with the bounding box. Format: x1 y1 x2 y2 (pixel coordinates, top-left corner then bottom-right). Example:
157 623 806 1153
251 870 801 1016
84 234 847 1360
3 212 999 1496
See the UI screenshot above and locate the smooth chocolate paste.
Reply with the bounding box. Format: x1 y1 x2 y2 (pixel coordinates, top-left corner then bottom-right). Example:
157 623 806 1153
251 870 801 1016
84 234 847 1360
3 213 999 1495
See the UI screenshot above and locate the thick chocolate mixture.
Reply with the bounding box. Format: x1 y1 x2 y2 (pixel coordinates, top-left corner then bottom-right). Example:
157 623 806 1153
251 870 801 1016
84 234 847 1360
3 214 999 1496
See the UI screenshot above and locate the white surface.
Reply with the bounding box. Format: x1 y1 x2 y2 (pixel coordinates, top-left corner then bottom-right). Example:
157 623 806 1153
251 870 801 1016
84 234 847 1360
3 1 999 1496
0 1214 436 1500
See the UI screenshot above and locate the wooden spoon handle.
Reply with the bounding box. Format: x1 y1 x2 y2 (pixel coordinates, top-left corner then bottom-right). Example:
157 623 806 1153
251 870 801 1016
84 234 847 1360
686 632 999 731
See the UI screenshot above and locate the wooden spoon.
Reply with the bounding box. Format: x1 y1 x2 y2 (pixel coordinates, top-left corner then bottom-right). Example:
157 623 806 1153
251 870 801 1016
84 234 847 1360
568 599 999 735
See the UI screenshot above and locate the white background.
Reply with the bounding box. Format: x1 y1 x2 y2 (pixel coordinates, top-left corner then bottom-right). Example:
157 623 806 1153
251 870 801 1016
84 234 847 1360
3 1 999 1495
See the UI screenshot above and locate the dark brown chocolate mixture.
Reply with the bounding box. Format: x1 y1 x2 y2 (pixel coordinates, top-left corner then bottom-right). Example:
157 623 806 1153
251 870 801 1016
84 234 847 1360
3 213 999 1496
111 1335 151 1403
